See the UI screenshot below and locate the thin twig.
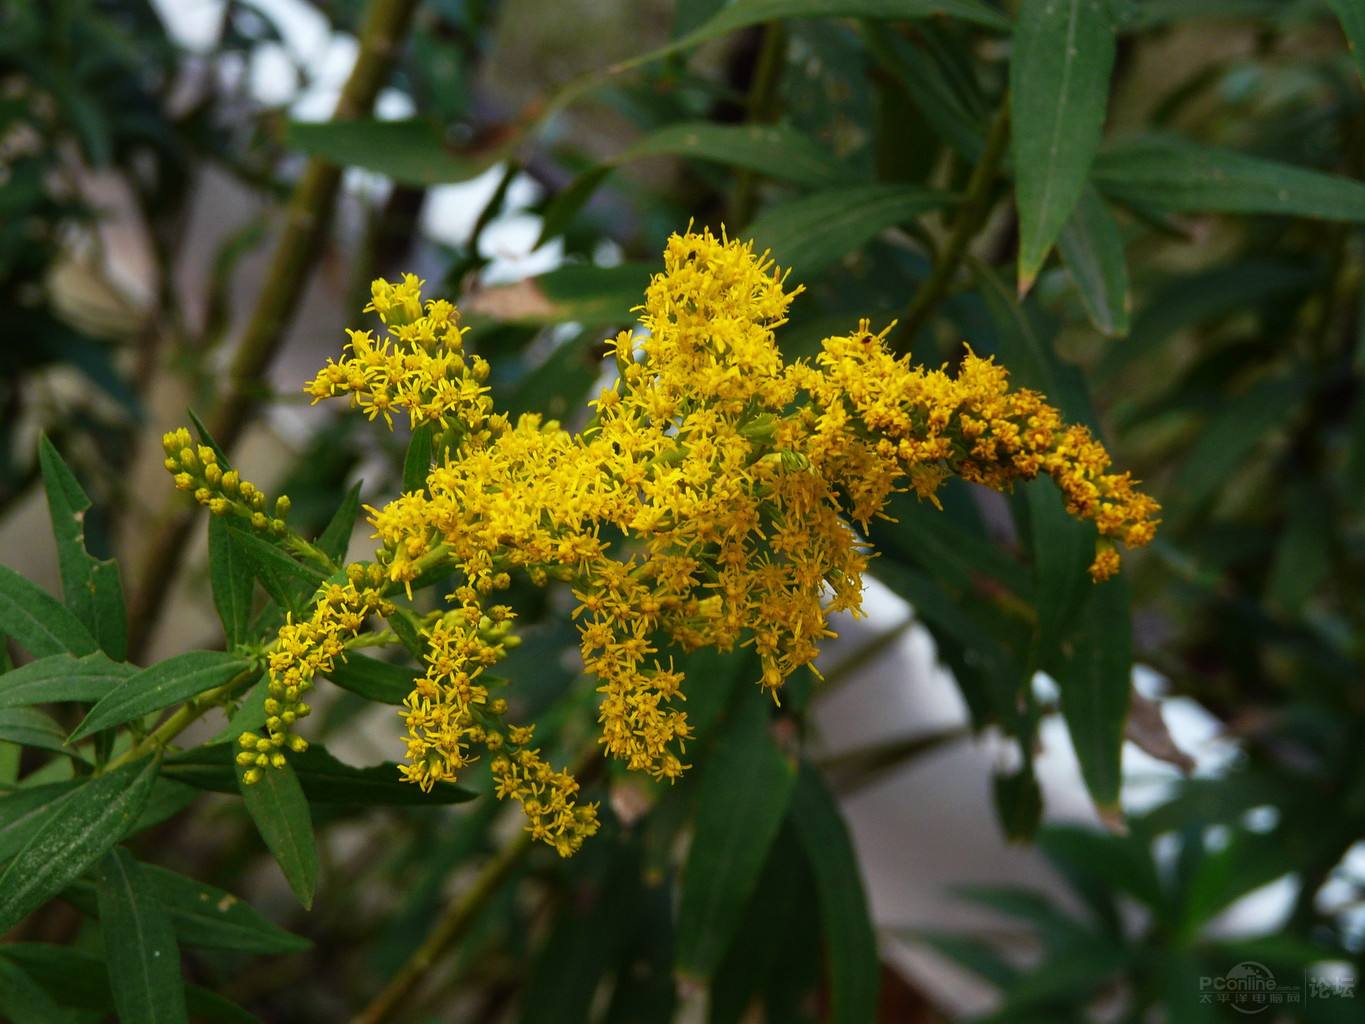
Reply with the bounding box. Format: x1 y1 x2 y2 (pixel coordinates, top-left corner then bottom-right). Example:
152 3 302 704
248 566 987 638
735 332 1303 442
350 829 535 1024
892 98 1012 353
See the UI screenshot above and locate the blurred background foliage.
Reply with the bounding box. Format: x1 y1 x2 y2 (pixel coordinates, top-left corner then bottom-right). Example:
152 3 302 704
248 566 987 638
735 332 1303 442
3 0 1365 1020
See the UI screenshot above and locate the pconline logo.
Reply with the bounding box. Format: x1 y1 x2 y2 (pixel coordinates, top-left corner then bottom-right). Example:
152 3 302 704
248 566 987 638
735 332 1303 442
1199 962 1298 1015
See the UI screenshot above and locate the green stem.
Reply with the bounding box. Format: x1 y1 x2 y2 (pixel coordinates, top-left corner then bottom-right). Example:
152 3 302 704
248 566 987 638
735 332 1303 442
127 0 421 660
101 666 260 774
892 97 1012 353
350 829 535 1024
729 22 787 229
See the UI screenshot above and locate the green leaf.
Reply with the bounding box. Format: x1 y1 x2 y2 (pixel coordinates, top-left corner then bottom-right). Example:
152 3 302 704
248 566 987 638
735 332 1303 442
315 481 362 564
72 651 249 741
0 652 135 710
208 517 254 649
747 184 949 276
789 762 880 1024
0 707 77 757
1093 135 1365 221
536 165 614 246
1168 375 1302 514
402 423 435 494
900 930 1019 989
0 944 256 1024
0 564 98 659
238 759 318 909
1011 0 1117 292
96 848 189 1024
1329 0 1365 86
992 764 1044 843
38 436 128 660
622 121 847 187
0 757 159 933
325 653 415 705
0 780 81 859
223 525 326 618
64 864 310 955
1057 186 1129 337
675 697 797 979
286 119 492 185
1056 576 1132 817
0 956 71 1024
1026 478 1093 667
863 27 988 162
670 0 1012 49
165 742 474 805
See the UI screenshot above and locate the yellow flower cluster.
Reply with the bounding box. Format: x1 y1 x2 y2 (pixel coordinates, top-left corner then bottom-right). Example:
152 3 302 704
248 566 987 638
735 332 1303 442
235 570 393 781
221 226 1157 854
789 328 1161 580
302 274 501 434
161 428 290 536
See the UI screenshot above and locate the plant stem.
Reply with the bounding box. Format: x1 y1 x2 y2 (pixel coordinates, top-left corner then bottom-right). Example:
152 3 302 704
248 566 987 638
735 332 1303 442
729 21 787 229
101 665 260 773
127 0 421 660
892 98 1012 353
350 829 535 1024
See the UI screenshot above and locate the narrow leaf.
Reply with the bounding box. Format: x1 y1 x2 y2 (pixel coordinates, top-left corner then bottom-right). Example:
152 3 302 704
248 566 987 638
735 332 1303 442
64 864 310 955
747 184 949 276
402 423 435 494
1093 135 1365 221
238 760 319 909
0 564 98 658
0 757 159 933
0 652 135 710
209 517 254 649
316 481 362 564
225 526 326 617
1056 576 1133 817
38 436 128 659
96 847 189 1024
0 957 70 1024
1011 0 1117 292
0 707 77 757
1057 186 1129 337
790 762 880 1023
675 697 797 979
72 651 249 741
620 121 846 187
165 742 474 805
1329 0 1365 86
286 119 493 184
325 653 416 705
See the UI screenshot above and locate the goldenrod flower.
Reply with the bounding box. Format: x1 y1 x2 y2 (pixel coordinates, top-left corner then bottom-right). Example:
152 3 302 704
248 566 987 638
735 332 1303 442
191 226 1158 855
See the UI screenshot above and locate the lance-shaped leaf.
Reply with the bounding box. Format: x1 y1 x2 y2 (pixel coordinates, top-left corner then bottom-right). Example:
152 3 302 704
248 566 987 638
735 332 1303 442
1327 1 1365 86
790 762 880 1024
675 696 797 979
316 481 362 564
1057 186 1130 337
0 652 135 710
96 847 189 1024
208 517 254 650
0 564 98 659
1011 0 1117 293
238 760 318 909
225 525 326 618
0 707 79 758
164 742 474 805
64 863 311 955
38 436 128 660
1093 134 1365 221
1056 576 1133 820
72 651 250 741
0 957 68 1024
287 119 495 184
748 185 949 276
0 757 159 933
